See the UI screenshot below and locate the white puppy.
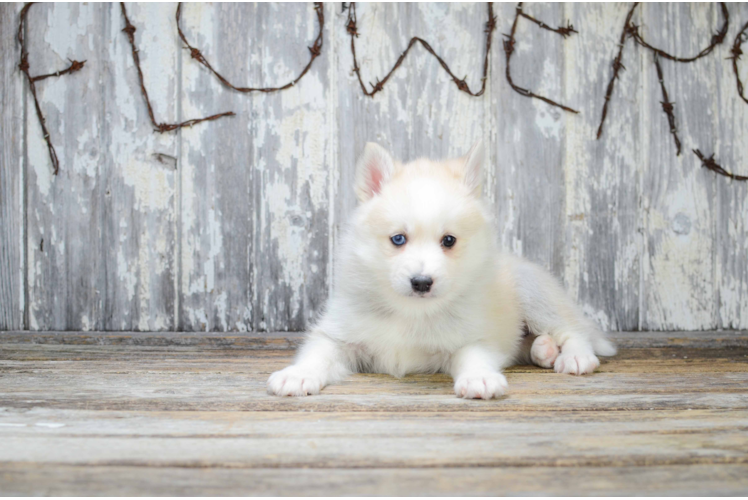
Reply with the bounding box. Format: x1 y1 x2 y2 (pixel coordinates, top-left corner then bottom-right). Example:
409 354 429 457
267 141 617 399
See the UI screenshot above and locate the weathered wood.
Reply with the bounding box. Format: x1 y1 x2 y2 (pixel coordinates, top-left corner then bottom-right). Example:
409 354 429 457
0 331 747 494
178 3 256 332
2 412 748 468
2 464 748 496
2 3 748 332
24 4 107 330
562 3 643 331
641 3 719 330
3 329 747 348
0 4 24 330
0 334 746 412
491 3 566 275
250 3 333 332
102 3 177 330
715 3 748 329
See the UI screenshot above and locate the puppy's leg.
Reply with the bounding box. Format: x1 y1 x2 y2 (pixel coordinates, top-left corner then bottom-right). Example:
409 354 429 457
513 333 559 369
267 330 353 396
449 344 509 399
511 258 616 375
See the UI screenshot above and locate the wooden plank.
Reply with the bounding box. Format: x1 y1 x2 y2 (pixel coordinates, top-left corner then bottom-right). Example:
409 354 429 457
2 330 747 348
562 3 643 331
2 464 748 496
334 3 488 271
0 416 748 469
0 343 746 412
178 4 256 332
640 3 720 329
2 408 747 435
1 409 747 467
715 3 748 329
101 3 177 330
250 3 333 332
491 3 566 273
1 409 748 468
0 4 25 330
24 4 107 330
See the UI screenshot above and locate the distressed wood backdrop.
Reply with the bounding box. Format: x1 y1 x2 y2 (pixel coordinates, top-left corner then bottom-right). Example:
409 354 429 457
1 2 747 333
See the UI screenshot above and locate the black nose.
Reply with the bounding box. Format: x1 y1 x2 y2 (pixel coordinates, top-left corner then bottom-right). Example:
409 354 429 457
411 275 433 293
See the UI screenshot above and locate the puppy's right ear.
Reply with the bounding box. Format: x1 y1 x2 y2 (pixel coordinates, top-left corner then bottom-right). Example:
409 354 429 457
354 142 395 203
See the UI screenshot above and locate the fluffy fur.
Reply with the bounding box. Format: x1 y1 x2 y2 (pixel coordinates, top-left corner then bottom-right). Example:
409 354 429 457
267 141 617 399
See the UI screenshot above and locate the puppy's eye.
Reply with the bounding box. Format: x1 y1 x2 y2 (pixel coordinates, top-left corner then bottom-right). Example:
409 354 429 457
390 234 407 246
441 235 457 248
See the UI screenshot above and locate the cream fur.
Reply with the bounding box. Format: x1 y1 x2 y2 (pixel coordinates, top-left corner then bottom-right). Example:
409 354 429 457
267 141 617 399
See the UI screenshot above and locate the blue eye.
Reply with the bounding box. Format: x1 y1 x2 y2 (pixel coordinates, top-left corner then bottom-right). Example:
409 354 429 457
390 234 407 246
442 235 456 248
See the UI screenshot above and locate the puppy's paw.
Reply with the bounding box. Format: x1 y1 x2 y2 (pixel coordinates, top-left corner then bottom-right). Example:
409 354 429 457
530 334 559 368
554 351 600 375
454 372 507 399
267 365 324 396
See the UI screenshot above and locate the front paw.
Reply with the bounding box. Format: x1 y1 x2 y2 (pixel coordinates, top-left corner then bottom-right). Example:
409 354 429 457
267 365 324 396
454 372 507 399
554 351 600 375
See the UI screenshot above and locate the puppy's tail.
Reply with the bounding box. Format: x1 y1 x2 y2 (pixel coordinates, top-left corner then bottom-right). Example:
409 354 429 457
591 332 617 357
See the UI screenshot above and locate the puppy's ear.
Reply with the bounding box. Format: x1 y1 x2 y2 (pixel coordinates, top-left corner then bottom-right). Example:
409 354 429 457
462 140 484 197
354 142 395 202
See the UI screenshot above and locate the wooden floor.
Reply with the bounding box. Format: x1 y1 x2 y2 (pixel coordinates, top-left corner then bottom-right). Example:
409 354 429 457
1 331 747 496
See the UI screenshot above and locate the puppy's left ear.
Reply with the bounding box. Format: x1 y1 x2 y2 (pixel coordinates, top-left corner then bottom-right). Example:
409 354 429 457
462 140 484 197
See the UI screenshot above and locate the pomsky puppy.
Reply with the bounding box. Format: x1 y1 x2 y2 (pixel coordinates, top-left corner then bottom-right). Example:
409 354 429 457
267 141 617 399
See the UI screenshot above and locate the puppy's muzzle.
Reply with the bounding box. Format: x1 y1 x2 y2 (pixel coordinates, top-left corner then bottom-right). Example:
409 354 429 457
410 275 433 294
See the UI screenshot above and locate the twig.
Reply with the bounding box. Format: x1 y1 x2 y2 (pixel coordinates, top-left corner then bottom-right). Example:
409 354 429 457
346 2 495 97
693 149 748 181
17 2 87 175
504 2 579 114
176 2 324 94
653 54 681 155
120 3 234 133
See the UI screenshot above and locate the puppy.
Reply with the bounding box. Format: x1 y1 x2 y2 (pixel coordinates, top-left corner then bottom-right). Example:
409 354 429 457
267 141 617 399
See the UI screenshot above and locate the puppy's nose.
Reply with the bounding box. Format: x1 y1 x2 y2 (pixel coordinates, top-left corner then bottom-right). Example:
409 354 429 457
410 275 433 293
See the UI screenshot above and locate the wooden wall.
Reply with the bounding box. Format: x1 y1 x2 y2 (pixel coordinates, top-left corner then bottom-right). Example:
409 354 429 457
1 3 747 332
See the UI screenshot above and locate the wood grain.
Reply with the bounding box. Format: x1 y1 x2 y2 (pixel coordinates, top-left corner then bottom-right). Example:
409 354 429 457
0 331 747 494
562 3 643 331
0 3 24 330
2 464 748 496
103 3 178 330
1 3 747 332
491 3 566 274
24 4 107 330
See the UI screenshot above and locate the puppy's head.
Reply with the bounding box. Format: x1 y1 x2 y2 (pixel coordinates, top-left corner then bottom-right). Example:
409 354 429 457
350 141 492 312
